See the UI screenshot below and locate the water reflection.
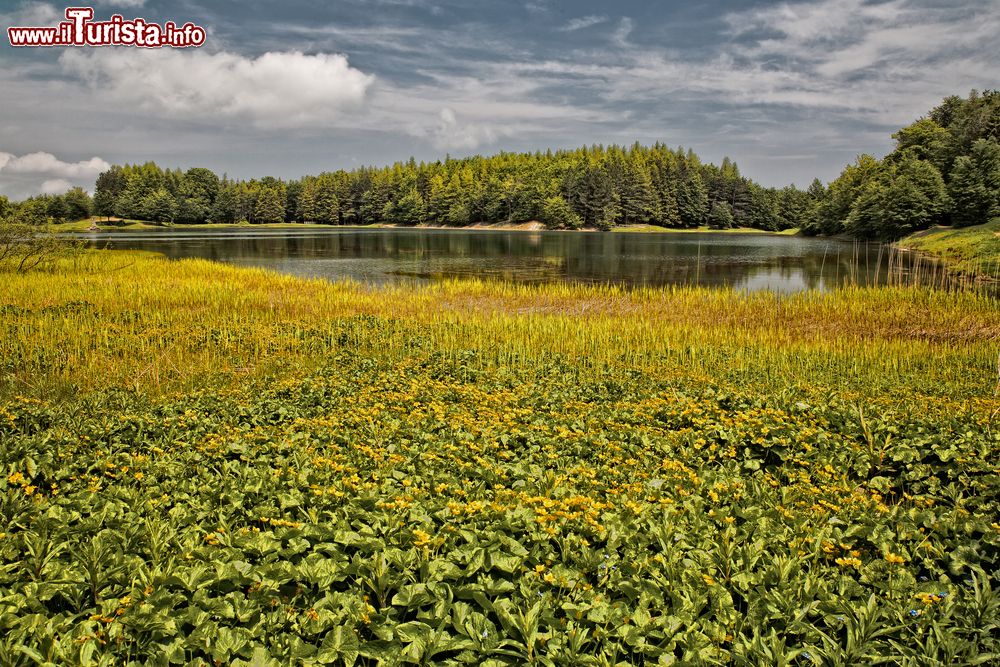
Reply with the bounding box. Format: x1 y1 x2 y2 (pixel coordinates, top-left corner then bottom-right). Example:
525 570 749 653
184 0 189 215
80 227 920 293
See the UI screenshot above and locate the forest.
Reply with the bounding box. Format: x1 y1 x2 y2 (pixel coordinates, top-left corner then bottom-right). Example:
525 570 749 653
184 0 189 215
1 90 998 241
805 89 1000 239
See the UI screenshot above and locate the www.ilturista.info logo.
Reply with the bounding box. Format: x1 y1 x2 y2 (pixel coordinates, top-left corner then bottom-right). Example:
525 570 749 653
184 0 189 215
7 7 206 48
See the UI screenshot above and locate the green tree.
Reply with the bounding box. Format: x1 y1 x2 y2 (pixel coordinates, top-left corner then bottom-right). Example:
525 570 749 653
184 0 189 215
540 195 582 230
46 194 70 222
596 191 620 231
63 187 93 220
13 198 51 225
890 118 953 172
211 180 238 224
93 166 126 217
313 174 340 224
707 200 734 229
676 171 709 227
845 156 948 240
949 156 993 227
619 158 658 225
383 188 426 226
253 185 286 224
140 188 177 223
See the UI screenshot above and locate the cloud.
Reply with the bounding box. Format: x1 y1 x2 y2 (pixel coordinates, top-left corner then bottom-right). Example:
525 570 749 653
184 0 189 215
0 151 109 199
3 0 998 188
611 17 633 46
0 1 59 26
426 107 500 150
709 0 1000 126
1 152 109 178
59 49 375 128
40 178 73 194
559 15 607 32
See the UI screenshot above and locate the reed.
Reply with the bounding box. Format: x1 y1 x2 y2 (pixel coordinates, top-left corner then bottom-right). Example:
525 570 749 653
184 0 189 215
0 251 996 400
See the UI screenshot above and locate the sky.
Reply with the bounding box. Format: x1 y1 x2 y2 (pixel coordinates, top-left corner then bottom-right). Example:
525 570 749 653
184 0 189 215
1 0 998 199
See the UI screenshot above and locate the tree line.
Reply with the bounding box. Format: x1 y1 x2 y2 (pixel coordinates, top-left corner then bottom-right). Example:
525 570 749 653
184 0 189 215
3 144 818 232
0 188 93 226
2 91 997 240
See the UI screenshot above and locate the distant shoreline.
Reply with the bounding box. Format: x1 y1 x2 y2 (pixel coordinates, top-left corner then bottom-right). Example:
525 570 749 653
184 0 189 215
56 217 802 236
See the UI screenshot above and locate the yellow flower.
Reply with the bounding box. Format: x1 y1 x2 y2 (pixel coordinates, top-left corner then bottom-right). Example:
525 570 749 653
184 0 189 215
885 552 906 565
835 557 862 569
535 564 546 574
702 574 716 586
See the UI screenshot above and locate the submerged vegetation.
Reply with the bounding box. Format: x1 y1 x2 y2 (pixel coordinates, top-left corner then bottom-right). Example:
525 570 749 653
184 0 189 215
1 252 999 664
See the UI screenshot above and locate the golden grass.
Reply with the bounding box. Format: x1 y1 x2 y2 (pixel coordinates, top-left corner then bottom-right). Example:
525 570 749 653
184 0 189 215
1 250 997 400
898 218 1000 280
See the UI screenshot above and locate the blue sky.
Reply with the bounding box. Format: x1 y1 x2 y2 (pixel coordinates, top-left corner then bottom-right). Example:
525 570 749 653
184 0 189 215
1 0 998 198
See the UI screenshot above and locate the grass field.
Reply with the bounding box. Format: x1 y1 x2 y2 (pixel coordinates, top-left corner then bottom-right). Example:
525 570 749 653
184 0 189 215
1 251 998 665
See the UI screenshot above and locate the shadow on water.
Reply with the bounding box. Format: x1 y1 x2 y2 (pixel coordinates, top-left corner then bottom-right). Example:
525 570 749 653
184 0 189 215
78 226 969 294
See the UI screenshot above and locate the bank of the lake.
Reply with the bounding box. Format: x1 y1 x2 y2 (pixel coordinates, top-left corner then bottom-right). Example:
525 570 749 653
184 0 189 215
897 218 1000 281
54 216 801 236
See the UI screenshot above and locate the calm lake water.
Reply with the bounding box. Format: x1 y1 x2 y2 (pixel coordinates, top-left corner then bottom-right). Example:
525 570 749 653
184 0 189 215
81 226 913 293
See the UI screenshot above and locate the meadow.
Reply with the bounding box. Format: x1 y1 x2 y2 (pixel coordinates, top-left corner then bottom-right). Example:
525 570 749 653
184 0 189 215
1 251 999 665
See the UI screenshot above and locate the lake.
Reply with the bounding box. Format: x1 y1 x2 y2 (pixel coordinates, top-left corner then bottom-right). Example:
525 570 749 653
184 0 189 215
80 226 915 293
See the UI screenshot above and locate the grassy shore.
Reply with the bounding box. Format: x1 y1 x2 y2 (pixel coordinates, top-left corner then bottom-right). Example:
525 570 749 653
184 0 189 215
898 218 1000 280
1 251 998 664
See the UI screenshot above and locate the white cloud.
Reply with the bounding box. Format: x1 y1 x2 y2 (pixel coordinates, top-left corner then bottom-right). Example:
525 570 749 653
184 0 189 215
59 49 375 128
0 1 59 26
710 0 1000 127
1 152 109 178
40 178 73 194
560 15 607 32
0 151 109 198
427 107 500 150
3 0 998 188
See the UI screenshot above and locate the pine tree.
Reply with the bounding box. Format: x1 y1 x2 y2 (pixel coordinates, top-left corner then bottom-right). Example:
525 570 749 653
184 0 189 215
540 195 582 229
597 191 620 231
314 174 340 224
384 188 426 226
707 200 734 229
949 156 992 227
253 185 286 224
619 159 658 225
677 171 709 227
297 179 317 222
